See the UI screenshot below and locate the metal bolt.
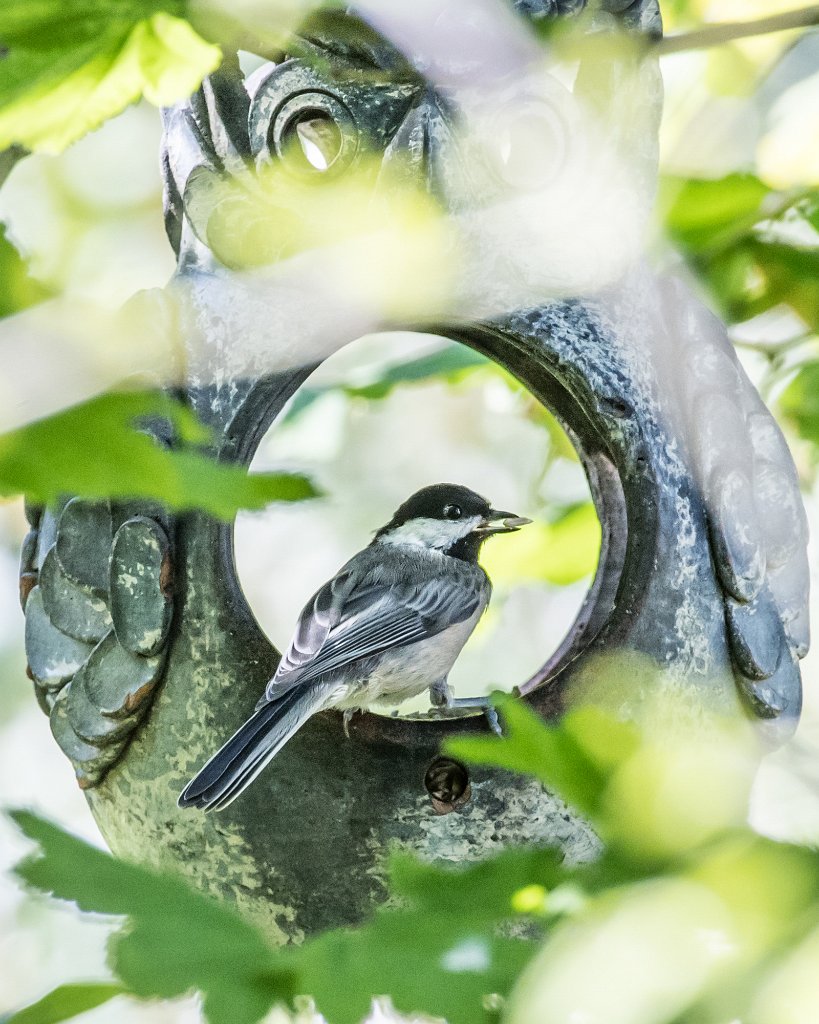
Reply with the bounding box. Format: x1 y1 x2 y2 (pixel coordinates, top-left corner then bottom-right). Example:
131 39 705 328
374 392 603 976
424 757 472 815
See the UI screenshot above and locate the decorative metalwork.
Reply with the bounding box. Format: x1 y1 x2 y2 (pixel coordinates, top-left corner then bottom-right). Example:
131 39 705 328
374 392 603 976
22 487 175 788
667 277 807 726
513 0 661 32
19 1 810 938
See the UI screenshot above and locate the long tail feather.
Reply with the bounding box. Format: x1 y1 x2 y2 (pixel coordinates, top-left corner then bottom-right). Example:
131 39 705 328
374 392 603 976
178 685 330 811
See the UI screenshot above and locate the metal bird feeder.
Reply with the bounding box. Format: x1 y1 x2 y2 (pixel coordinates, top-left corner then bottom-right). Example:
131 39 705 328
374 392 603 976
20 0 809 941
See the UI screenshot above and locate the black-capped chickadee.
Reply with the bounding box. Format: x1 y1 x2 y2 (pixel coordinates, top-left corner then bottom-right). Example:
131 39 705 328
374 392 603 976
179 483 531 811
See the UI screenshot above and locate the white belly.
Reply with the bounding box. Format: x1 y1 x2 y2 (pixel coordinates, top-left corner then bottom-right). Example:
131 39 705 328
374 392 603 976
333 610 482 710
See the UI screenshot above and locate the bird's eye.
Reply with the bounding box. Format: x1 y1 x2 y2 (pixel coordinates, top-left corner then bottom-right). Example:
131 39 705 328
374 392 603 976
443 504 462 520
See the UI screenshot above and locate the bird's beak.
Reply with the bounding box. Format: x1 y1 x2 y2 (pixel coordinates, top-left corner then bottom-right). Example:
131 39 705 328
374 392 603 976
476 510 533 535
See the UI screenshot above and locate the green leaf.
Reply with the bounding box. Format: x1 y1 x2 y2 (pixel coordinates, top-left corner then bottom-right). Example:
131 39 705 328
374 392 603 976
445 696 637 822
741 239 819 331
389 845 565 922
699 238 819 331
780 361 819 448
660 173 771 251
0 2 222 154
804 195 819 233
661 175 819 331
281 344 488 424
10 809 538 1024
10 810 291 1024
298 910 535 1024
0 391 318 519
3 983 125 1024
345 346 487 400
0 224 52 318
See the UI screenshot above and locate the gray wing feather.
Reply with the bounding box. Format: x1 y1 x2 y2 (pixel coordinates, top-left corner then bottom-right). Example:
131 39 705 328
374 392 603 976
262 559 484 704
272 568 357 679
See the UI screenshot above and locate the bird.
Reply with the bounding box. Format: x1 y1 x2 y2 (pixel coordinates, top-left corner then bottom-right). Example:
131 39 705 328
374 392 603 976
178 483 531 811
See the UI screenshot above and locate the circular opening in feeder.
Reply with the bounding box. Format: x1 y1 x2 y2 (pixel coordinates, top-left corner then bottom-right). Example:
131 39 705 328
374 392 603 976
280 110 344 173
266 92 358 178
233 331 604 721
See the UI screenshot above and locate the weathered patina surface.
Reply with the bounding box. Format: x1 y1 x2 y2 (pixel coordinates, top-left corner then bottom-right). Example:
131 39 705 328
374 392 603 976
23 487 176 788
21 0 810 941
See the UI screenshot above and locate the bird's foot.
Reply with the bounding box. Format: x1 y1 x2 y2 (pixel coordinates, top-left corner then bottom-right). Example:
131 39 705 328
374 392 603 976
446 695 503 735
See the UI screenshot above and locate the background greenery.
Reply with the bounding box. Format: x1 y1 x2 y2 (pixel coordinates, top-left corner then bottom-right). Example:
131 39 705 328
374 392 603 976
1 1 819 1022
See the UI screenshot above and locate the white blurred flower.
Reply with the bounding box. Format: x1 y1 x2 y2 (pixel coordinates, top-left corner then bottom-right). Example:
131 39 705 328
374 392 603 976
506 878 737 1024
757 70 819 187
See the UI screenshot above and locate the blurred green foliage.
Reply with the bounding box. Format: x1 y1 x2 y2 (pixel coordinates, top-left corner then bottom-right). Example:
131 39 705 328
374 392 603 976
482 504 601 586
0 391 318 519
661 173 819 332
0 219 318 516
7 689 819 1024
8 809 295 1024
661 173 772 250
0 225 52 317
1 0 818 507
2 6 819 1023
344 346 487 401
0 0 220 153
446 697 638 822
1 984 126 1024
662 171 819 468
282 345 488 425
781 360 819 447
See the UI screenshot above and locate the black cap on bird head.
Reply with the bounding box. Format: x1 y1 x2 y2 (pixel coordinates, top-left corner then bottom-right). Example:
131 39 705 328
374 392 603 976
380 484 493 531
374 484 531 561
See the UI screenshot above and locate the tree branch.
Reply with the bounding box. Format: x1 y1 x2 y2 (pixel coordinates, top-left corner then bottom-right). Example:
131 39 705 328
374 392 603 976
656 5 819 56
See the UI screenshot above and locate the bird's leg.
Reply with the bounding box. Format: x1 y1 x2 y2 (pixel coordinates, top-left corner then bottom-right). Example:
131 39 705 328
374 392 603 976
429 679 502 735
429 678 452 708
342 707 361 738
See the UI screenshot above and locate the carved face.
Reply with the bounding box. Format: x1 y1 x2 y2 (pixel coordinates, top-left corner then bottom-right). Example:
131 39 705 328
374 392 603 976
174 6 661 320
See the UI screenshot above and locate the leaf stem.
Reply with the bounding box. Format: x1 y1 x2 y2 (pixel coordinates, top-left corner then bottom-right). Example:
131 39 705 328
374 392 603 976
656 5 819 56
732 332 814 357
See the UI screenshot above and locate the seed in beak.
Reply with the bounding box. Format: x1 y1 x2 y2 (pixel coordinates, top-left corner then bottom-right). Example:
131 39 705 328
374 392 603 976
478 514 533 534
501 516 532 530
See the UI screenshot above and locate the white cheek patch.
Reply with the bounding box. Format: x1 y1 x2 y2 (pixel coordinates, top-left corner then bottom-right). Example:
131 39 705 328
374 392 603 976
381 515 483 550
